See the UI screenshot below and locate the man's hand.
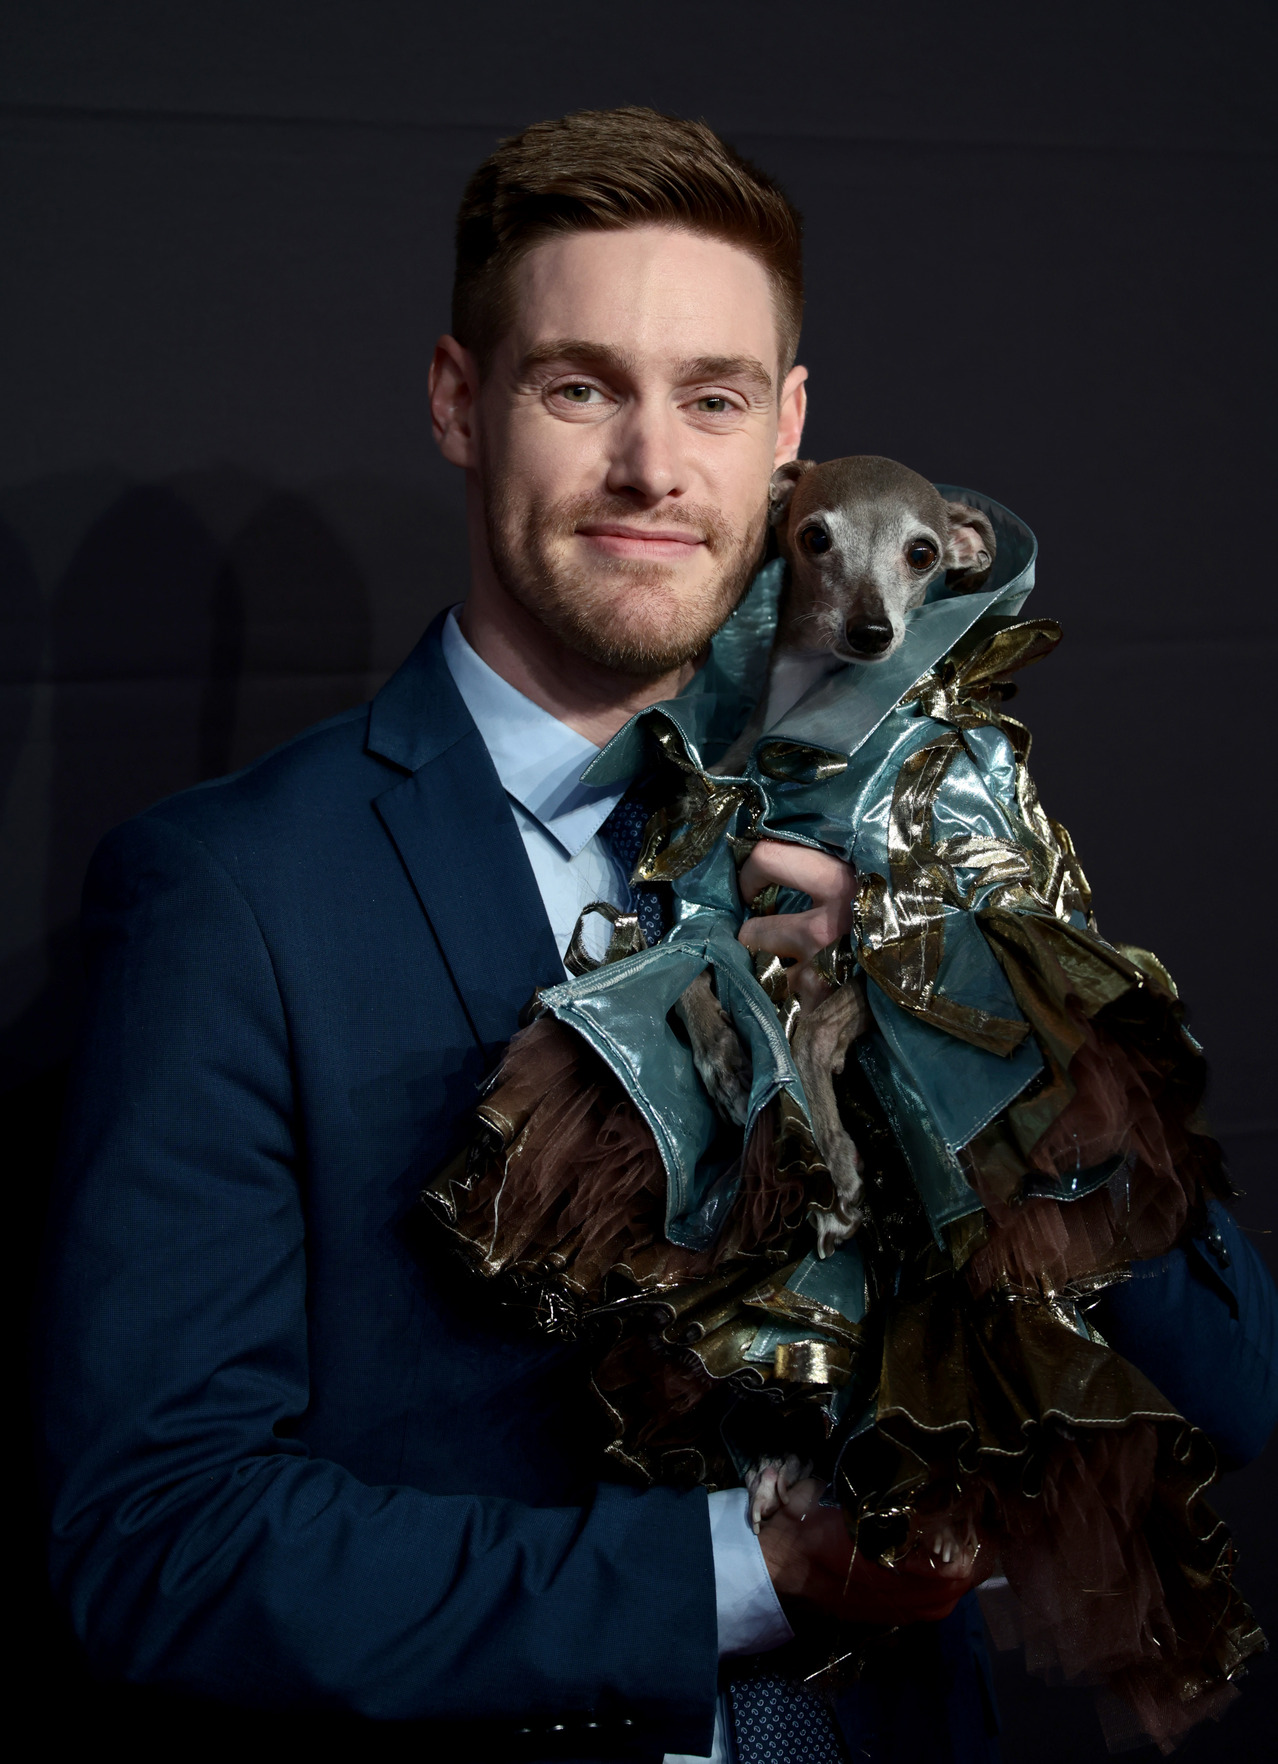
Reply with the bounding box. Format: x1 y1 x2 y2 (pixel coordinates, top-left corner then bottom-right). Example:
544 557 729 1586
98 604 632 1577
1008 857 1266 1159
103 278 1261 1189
758 1479 988 1627
736 841 854 1010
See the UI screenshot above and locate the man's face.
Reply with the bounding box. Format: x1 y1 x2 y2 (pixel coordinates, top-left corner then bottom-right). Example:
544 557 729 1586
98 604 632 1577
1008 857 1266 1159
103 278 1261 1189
463 226 806 677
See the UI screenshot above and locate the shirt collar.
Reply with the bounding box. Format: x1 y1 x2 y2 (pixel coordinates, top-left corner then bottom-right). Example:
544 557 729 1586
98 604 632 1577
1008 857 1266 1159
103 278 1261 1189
441 609 630 859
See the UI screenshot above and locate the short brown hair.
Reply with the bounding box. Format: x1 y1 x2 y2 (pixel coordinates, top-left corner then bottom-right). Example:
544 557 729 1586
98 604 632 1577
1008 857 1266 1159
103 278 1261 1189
452 107 804 377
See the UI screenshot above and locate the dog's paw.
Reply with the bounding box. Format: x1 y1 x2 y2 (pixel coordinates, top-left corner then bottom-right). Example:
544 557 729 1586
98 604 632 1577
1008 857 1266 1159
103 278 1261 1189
911 1512 980 1574
745 1453 811 1533
811 1193 864 1258
809 1123 864 1257
825 1126 864 1210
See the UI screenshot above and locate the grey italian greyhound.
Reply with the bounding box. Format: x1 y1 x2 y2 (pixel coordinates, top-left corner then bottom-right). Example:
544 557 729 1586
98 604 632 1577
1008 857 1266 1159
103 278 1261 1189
683 457 996 1530
678 455 997 1263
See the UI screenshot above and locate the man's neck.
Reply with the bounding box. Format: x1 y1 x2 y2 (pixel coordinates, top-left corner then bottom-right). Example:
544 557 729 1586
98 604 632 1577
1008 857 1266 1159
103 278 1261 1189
457 577 697 749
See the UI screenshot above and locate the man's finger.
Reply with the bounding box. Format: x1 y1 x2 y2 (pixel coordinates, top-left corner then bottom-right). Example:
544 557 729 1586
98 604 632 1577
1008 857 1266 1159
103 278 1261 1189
738 908 844 963
738 840 853 910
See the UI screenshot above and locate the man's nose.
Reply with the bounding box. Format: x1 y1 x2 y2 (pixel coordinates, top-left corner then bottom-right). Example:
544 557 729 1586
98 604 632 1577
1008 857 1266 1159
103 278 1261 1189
603 401 686 502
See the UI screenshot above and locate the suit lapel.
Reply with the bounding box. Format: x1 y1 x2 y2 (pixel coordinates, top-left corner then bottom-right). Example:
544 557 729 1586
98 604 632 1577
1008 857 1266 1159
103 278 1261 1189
368 618 563 1061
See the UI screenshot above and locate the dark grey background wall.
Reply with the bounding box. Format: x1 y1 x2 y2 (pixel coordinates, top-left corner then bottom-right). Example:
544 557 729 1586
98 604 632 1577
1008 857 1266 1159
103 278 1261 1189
3 3 1274 1756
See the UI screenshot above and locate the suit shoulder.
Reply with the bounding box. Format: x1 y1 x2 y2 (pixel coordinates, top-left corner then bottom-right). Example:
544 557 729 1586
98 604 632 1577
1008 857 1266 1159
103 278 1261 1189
155 703 381 821
95 703 403 884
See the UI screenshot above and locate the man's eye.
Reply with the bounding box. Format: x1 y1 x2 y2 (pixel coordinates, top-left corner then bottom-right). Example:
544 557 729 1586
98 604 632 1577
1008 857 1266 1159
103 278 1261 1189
799 525 831 556
558 384 597 403
696 396 731 413
906 540 939 572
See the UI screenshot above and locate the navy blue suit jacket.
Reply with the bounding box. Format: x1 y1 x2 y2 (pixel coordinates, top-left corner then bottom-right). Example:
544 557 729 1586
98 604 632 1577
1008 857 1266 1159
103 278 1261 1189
38 616 1277 1761
39 617 718 1758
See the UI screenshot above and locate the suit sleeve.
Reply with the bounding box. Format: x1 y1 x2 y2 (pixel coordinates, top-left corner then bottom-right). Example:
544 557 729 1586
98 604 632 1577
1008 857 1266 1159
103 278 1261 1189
37 815 717 1748
1098 1200 1278 1469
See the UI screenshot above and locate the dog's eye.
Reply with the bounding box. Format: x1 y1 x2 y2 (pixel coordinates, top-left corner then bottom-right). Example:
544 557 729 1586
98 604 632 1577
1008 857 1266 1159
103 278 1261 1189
906 540 939 572
799 525 831 555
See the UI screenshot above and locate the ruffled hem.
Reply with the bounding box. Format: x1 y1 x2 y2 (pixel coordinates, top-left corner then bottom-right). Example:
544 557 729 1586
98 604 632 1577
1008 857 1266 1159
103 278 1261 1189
835 1277 1263 1752
421 1014 818 1327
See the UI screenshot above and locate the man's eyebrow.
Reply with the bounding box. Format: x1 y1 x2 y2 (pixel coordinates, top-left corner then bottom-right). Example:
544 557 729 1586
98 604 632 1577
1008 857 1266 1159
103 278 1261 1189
518 340 637 377
676 355 774 396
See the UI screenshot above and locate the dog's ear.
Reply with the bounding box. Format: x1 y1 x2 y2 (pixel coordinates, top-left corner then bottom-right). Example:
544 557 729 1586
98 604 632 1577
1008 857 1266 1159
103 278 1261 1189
944 501 997 591
769 459 815 528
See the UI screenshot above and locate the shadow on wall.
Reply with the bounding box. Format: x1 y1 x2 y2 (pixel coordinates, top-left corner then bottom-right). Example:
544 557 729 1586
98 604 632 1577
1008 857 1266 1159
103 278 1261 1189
4 479 359 1086
1 465 464 1193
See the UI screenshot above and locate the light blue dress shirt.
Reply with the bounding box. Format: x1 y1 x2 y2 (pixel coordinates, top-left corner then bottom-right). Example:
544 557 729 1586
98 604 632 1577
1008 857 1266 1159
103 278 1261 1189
442 610 791 1760
441 610 630 971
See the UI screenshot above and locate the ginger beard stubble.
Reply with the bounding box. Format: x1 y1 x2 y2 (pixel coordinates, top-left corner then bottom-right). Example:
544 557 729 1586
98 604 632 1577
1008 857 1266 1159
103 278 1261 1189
482 477 769 678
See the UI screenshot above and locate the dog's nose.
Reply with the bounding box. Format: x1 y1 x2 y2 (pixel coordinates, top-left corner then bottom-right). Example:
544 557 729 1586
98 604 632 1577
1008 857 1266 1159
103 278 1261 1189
845 620 894 657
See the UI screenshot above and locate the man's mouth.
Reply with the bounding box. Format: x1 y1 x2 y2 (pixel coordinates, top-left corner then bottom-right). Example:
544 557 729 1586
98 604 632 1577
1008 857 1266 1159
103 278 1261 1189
574 522 707 561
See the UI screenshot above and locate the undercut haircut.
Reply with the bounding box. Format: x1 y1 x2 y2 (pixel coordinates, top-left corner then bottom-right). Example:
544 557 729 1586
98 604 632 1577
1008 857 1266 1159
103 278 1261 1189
452 107 804 378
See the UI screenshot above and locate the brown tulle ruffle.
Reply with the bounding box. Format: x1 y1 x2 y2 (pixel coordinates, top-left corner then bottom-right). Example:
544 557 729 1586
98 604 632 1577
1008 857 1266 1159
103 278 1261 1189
959 912 1227 1299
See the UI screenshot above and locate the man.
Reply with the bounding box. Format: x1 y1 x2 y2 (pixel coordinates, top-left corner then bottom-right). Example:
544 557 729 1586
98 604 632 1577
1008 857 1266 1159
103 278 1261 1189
39 108 1276 1764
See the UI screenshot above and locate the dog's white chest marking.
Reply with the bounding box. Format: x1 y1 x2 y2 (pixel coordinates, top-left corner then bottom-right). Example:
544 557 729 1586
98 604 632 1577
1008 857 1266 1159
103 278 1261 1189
761 648 850 732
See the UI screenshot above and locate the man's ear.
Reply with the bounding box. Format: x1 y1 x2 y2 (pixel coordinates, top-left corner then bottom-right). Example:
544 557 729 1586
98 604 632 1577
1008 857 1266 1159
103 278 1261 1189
775 363 808 463
429 335 481 470
769 459 815 529
944 501 997 591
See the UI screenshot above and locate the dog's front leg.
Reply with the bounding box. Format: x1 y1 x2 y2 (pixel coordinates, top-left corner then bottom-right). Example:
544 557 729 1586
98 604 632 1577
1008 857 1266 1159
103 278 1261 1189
676 969 753 1127
790 978 871 1254
745 1453 812 1533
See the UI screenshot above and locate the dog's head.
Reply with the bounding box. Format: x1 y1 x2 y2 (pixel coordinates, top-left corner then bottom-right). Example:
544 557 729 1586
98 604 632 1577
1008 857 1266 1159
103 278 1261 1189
769 456 996 663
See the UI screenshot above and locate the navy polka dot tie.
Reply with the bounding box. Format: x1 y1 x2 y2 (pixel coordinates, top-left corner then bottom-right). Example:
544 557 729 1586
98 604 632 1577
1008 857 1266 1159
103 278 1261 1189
600 786 669 950
727 1667 849 1763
